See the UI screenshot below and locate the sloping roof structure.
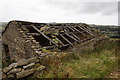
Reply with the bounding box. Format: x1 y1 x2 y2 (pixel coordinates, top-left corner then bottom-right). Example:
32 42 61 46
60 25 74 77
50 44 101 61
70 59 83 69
3 20 98 49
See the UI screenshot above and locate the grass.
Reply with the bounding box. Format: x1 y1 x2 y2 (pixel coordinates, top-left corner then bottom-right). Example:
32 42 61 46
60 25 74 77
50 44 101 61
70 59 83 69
38 50 118 78
35 39 119 78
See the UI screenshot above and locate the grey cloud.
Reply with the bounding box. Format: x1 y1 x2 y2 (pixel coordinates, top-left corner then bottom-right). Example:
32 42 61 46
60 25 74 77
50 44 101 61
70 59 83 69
44 1 118 16
81 2 117 15
0 0 118 25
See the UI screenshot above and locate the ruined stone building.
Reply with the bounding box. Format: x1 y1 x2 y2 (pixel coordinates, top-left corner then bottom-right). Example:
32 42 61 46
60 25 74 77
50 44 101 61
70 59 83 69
2 20 98 62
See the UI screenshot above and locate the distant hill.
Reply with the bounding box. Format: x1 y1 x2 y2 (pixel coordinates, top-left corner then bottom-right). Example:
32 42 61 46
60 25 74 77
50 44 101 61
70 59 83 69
0 22 8 27
0 22 8 41
0 22 8 32
90 24 120 38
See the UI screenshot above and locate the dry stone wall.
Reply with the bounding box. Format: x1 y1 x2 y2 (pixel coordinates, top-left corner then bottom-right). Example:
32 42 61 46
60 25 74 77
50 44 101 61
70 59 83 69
2 57 45 79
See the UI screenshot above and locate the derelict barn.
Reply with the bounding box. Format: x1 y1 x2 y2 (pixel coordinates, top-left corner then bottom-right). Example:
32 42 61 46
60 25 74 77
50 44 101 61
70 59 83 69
2 20 98 61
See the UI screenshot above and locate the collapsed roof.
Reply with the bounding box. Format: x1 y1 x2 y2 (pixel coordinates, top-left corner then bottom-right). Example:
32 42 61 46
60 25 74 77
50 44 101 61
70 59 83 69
2 20 100 61
2 20 98 49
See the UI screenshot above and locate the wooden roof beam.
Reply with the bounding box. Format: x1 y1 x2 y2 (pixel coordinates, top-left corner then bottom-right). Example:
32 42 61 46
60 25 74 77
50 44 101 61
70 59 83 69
31 25 58 46
65 33 80 43
60 34 73 46
70 27 89 38
77 26 94 36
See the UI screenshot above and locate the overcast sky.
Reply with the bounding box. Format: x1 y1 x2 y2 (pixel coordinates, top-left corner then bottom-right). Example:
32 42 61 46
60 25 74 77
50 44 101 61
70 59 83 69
0 0 119 25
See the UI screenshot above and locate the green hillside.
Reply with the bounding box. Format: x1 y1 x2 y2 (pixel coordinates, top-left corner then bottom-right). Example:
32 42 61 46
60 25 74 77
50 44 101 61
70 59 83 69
90 25 120 38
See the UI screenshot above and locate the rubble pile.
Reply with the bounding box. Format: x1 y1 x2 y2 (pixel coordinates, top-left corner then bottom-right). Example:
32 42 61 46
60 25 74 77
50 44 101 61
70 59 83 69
2 57 45 79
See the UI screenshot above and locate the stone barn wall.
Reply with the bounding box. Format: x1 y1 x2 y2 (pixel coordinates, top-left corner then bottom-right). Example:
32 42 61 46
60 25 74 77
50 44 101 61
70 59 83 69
2 21 39 61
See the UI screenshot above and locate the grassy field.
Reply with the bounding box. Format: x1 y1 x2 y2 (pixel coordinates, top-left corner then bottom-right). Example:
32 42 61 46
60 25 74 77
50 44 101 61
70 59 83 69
34 39 119 78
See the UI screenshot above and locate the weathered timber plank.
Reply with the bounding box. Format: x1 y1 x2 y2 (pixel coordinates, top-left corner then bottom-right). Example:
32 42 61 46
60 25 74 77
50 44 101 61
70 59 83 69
65 33 79 43
26 33 40 36
67 26 75 32
60 34 73 46
79 25 95 35
77 26 94 36
63 44 69 47
55 37 65 46
65 24 73 31
31 25 58 46
70 27 89 37
70 32 81 41
43 46 55 49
